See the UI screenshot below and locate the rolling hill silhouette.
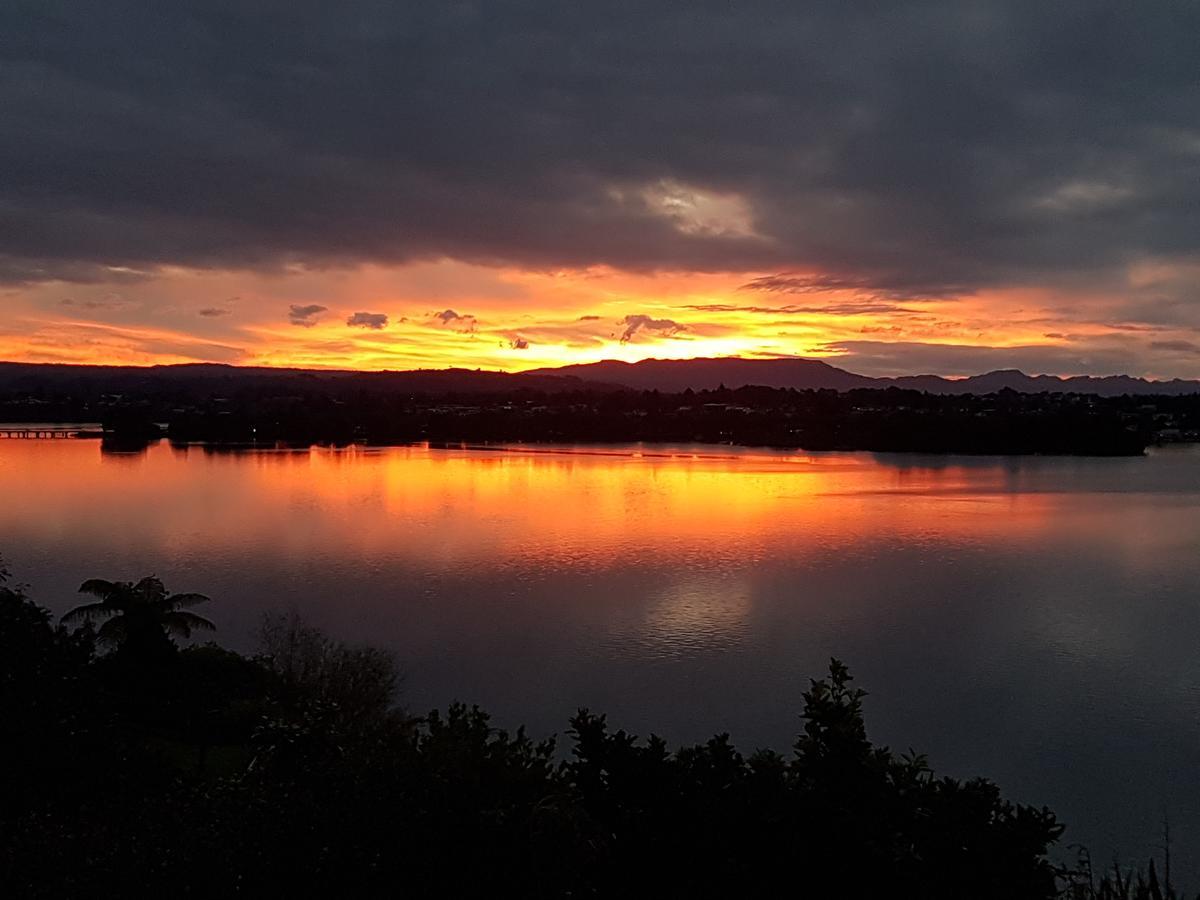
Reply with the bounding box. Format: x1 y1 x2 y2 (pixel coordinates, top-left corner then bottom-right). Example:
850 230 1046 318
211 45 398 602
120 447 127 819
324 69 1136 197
2 358 1199 396
526 357 1200 396
0 362 603 395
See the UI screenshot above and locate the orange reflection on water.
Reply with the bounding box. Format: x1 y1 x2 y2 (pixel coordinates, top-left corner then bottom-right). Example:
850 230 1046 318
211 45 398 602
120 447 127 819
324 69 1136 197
1 438 1178 664
0 440 1069 571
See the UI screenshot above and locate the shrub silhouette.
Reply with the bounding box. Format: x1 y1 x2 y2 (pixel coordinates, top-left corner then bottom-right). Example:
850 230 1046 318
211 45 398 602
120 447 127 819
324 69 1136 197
562 659 1064 898
0 563 1179 898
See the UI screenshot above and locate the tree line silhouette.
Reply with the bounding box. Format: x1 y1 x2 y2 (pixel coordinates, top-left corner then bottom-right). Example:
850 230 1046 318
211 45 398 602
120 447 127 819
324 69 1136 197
161 385 1155 455
0 558 1186 897
9 372 1198 454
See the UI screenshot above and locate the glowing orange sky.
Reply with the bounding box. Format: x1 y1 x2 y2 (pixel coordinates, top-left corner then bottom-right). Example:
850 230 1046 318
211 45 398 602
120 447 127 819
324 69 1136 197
1 259 1197 378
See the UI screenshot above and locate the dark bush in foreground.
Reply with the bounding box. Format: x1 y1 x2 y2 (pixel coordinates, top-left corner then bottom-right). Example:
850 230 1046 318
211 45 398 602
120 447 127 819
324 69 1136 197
0 567 1143 898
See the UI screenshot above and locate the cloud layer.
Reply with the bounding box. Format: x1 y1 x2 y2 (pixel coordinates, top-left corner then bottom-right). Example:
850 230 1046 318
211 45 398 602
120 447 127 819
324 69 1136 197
3 3 1200 377
4 1 1199 297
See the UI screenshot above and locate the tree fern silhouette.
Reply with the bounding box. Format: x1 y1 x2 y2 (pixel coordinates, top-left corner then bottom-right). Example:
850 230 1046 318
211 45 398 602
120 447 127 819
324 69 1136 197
62 576 214 658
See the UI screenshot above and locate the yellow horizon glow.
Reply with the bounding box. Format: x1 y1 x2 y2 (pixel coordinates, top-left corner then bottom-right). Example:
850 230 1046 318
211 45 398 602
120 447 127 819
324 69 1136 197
0 259 1179 377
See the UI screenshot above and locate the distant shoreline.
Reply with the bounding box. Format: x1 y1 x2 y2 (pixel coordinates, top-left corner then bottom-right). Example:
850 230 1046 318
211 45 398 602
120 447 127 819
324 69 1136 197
4 357 1200 396
0 427 1159 458
8 367 1198 457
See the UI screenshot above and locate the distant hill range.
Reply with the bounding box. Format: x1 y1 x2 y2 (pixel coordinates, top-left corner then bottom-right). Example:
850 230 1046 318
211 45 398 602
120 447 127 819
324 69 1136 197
2 358 1199 397
0 362 599 395
527 357 1200 396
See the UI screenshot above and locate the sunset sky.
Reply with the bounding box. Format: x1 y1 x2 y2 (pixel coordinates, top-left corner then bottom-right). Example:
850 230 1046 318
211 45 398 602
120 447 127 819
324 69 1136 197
4 2 1200 377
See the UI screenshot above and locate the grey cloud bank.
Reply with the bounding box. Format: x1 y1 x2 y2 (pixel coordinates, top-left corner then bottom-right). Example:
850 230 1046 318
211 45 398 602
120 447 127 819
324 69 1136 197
2 0 1199 302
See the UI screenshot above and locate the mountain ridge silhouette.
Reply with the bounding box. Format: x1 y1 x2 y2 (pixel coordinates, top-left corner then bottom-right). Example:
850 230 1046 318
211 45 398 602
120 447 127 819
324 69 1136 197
2 358 1199 396
524 357 1200 396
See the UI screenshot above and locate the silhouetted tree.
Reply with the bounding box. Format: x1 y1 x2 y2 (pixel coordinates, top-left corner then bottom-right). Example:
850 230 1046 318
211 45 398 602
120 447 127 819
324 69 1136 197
2 560 1183 898
62 576 214 662
255 610 403 736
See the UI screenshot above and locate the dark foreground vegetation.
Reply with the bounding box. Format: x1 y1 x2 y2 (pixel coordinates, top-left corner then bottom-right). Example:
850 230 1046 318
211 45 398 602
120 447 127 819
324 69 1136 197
7 361 1199 454
161 386 1158 455
0 560 1187 898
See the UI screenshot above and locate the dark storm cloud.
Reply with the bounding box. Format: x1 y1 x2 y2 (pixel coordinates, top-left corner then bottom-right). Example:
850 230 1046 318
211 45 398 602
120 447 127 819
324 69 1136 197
288 304 327 327
4 1 1200 293
346 311 389 329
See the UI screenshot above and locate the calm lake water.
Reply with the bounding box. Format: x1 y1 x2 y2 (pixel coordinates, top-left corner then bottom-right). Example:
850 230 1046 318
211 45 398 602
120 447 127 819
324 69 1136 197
4 439 1200 876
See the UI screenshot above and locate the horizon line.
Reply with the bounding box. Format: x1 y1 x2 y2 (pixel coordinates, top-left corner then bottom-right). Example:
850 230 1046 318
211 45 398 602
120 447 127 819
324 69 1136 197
1 355 1196 385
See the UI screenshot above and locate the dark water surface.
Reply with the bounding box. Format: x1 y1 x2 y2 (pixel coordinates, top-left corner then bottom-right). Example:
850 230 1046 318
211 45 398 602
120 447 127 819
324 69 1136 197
4 439 1200 876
